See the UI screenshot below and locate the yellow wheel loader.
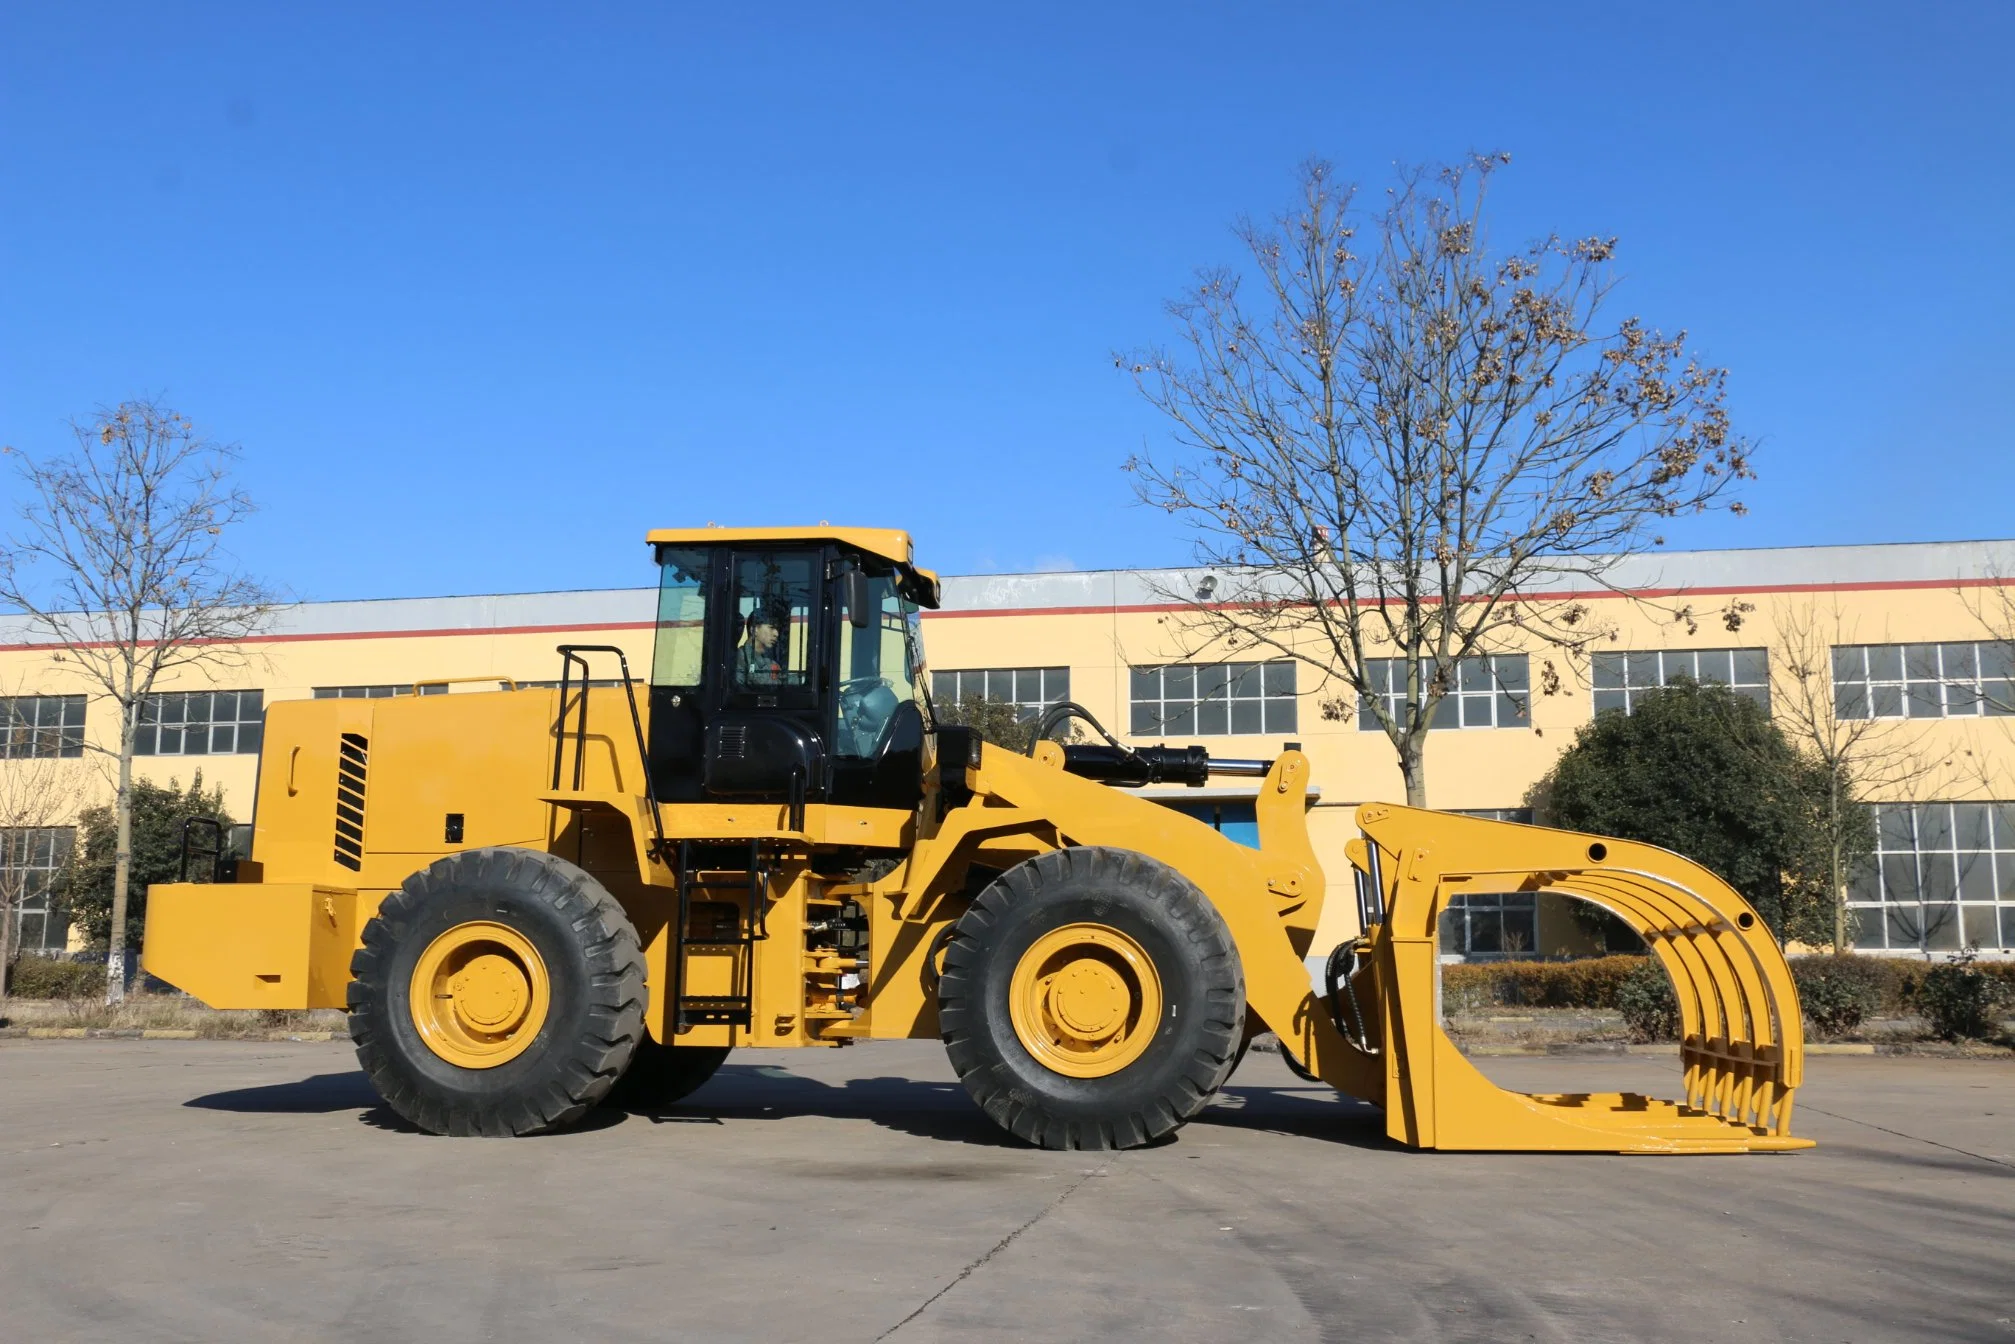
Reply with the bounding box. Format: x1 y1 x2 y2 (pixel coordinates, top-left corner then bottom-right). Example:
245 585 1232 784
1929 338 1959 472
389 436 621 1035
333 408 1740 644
143 527 1812 1152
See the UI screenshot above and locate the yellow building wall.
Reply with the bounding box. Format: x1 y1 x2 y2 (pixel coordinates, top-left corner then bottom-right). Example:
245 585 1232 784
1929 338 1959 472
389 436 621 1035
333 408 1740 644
4 569 2012 960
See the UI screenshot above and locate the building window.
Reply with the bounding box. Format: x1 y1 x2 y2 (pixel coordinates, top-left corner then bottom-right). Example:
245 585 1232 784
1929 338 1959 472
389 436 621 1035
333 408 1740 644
2 826 74 954
1592 648 1770 715
1129 661 1295 737
1849 802 2013 952
0 695 86 760
1452 808 1535 824
1440 891 1538 957
312 685 448 699
932 667 1070 722
133 690 264 756
1832 642 2015 720
1360 656 1529 731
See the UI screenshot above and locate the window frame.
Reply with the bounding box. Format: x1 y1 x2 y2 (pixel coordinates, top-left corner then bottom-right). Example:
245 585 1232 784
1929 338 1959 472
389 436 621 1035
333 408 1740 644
932 667 1071 724
1128 660 1297 738
132 690 266 757
2 825 75 954
1359 655 1530 732
1591 647 1772 716
1848 800 2014 952
1832 641 2015 721
311 685 448 699
1439 890 1539 959
1452 807 1536 824
0 694 86 760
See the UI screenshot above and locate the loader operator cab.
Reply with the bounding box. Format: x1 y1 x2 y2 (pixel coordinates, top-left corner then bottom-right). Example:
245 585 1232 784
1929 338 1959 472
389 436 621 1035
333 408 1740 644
643 527 939 817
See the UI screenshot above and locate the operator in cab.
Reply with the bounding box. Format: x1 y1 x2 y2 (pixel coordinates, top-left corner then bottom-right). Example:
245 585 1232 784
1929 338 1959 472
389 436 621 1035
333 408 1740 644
736 606 786 687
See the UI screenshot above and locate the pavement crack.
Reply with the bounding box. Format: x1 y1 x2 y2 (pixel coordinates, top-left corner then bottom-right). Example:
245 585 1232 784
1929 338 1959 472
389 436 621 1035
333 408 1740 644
1797 1103 2014 1171
875 1165 1105 1339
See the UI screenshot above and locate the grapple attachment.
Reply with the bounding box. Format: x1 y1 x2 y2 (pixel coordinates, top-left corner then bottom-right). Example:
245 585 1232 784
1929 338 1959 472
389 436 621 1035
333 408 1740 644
1336 805 1813 1154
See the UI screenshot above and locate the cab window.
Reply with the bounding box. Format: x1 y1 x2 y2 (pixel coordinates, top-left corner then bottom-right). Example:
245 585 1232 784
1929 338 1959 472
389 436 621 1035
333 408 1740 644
730 553 817 692
651 547 709 687
835 573 923 758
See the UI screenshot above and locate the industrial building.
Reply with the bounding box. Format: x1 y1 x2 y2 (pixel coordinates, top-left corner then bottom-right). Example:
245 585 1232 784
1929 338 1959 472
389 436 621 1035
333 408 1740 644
3 538 2011 962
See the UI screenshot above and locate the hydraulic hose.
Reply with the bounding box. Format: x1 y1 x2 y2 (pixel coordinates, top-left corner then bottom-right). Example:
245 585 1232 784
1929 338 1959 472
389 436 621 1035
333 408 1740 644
1325 942 1380 1055
1022 700 1129 755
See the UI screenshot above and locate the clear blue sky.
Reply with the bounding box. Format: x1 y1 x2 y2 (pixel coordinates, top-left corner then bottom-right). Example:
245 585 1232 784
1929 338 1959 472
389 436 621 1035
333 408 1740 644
3 4 2009 602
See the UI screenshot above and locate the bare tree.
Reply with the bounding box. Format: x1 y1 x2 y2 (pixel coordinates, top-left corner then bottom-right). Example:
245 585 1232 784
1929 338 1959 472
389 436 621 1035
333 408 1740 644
1122 156 1751 806
0 400 277 1003
0 748 87 1003
1770 599 1940 954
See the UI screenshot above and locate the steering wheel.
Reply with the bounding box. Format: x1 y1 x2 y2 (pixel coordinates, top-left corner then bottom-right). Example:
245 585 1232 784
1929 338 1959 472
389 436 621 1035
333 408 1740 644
837 677 897 756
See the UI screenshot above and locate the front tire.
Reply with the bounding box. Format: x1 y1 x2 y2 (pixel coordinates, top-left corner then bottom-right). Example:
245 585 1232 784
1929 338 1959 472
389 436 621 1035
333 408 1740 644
347 847 646 1136
938 846 1244 1150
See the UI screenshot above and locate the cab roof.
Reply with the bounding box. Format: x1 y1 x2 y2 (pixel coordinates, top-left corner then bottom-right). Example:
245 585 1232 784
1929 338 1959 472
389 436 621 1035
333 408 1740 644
645 525 915 567
644 526 940 607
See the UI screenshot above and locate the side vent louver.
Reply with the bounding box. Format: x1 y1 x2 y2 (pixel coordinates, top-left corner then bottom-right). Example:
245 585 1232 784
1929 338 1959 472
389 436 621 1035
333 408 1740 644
719 723 748 759
334 732 368 871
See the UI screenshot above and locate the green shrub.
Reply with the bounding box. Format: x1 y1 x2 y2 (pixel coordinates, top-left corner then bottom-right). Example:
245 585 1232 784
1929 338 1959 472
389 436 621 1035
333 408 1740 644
6 956 106 1000
1918 961 2009 1041
1790 956 1884 1038
1437 950 2015 1036
1803 955 2015 1019
1615 960 1680 1042
1440 954 1651 1014
57 772 234 950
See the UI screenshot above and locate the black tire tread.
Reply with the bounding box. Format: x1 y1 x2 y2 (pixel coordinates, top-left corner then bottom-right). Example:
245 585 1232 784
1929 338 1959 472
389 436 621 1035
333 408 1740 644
938 845 1244 1152
347 847 646 1137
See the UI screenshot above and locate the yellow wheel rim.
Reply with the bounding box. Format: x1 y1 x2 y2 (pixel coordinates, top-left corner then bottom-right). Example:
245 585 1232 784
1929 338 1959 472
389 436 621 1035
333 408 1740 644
1008 922 1163 1078
408 921 551 1069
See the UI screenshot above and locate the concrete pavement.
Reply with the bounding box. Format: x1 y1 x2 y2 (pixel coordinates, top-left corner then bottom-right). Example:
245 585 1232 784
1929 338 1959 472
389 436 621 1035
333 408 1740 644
0 1038 2009 1342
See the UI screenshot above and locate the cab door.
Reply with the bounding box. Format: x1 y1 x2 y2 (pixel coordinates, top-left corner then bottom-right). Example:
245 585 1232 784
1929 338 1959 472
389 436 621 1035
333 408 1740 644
645 545 714 802
700 548 829 804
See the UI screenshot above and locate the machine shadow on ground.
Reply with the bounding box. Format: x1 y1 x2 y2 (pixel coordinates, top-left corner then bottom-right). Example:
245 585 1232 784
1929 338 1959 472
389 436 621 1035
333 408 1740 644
1198 1081 1392 1148
182 1062 1395 1151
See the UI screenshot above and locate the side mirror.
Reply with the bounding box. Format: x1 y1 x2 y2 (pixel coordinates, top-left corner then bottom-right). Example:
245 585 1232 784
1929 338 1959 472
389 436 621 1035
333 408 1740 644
842 569 872 630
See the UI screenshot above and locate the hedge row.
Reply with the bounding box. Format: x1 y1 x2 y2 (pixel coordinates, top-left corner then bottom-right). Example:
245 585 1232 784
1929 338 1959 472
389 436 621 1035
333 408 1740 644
4 956 107 1000
1441 955 1649 1014
1442 953 2015 1019
1784 955 2015 1016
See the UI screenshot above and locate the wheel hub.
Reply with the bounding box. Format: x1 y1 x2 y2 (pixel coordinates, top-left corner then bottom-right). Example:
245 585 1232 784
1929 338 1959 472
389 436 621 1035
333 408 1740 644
1046 960 1128 1040
1009 922 1164 1079
408 921 551 1070
448 953 531 1032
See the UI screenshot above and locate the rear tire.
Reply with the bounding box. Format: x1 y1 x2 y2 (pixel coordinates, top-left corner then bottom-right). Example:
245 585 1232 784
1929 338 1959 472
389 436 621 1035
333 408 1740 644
938 846 1244 1151
347 847 646 1136
604 1040 731 1110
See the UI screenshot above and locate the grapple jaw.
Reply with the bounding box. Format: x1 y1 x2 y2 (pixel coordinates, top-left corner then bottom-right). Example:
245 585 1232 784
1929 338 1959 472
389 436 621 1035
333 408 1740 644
1318 804 1813 1154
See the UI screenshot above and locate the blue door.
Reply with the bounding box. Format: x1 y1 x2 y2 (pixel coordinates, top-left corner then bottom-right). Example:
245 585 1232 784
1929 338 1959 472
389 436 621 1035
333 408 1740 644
1154 799 1260 848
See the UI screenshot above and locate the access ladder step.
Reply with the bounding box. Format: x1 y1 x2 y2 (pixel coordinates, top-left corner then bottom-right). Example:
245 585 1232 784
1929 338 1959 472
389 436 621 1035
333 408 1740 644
678 996 752 1027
